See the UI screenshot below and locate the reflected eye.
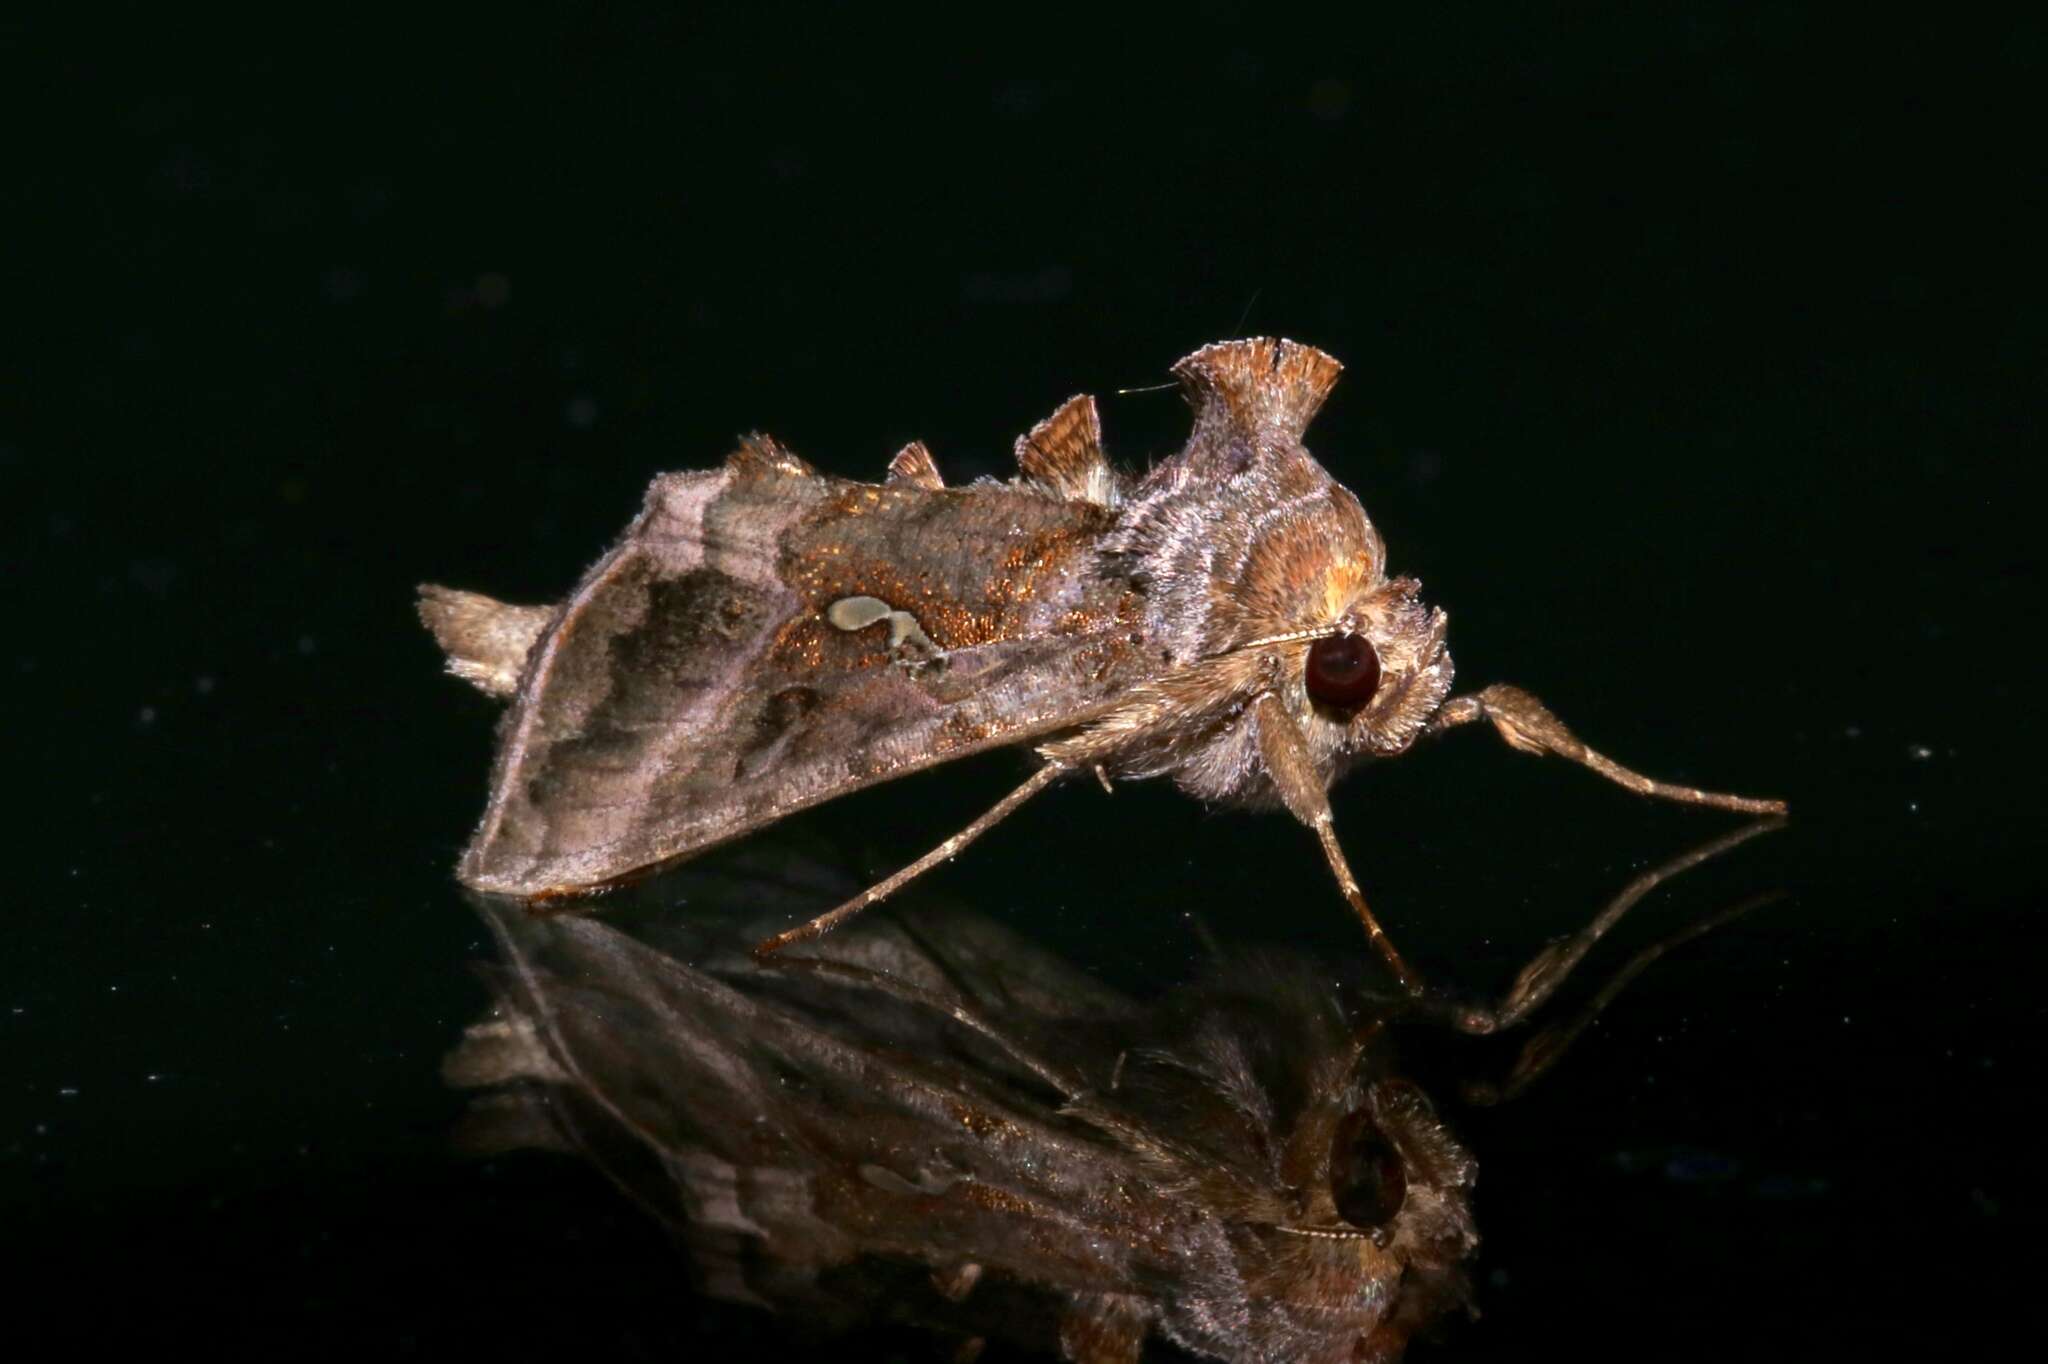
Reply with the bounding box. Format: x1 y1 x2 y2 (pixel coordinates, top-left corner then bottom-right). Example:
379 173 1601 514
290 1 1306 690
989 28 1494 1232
1305 633 1381 711
1330 1107 1408 1231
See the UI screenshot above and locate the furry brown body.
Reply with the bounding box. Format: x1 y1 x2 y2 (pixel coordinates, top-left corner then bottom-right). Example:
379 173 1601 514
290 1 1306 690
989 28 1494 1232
424 338 1781 974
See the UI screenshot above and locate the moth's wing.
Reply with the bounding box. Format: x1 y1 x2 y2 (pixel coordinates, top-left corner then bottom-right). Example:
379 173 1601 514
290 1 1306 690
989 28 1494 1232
417 586 553 697
454 904 1219 1316
461 455 1155 897
451 906 874 1321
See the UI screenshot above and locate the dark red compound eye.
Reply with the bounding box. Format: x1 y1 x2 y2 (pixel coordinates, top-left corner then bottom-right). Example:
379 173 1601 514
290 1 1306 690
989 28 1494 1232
1305 633 1381 711
1329 1107 1408 1231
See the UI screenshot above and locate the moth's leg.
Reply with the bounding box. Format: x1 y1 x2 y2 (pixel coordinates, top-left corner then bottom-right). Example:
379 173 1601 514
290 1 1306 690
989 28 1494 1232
1253 694 1423 994
1465 889 1782 1106
1450 816 1784 1037
1426 683 1788 815
751 763 1066 958
765 952 1090 1101
768 944 1198 1166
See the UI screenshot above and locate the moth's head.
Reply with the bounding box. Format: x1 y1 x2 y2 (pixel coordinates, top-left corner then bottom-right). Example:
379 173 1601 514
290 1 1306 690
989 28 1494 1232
1317 1071 1480 1359
1310 1073 1478 1257
1294 574 1455 767
1233 483 1455 769
1243 1033 1478 1360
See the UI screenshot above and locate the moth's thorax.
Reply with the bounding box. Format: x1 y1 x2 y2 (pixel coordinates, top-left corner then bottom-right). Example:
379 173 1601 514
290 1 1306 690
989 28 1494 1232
1226 480 1386 653
1107 448 1455 806
1109 440 1379 662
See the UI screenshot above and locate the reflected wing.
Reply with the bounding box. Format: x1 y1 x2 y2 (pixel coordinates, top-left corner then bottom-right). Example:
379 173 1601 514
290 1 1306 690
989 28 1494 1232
444 887 1462 1362
453 449 1153 897
450 902 1215 1324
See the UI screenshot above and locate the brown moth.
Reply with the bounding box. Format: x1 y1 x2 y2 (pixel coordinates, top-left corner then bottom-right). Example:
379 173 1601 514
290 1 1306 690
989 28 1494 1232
421 338 1784 985
446 821 1780 1364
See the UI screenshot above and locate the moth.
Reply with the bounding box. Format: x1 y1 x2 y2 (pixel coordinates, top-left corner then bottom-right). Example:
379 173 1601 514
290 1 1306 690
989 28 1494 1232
421 337 1784 985
446 821 1779 1364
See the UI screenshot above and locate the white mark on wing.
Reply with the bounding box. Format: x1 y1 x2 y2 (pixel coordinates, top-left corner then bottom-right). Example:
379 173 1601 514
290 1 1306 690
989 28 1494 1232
827 595 940 656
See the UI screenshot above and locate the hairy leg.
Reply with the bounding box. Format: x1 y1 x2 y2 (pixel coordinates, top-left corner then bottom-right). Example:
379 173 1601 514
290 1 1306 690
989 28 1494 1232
1428 683 1787 815
1254 693 1423 994
751 763 1065 957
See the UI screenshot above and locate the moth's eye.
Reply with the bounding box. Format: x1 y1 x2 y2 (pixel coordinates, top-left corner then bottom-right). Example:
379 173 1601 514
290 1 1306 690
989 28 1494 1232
1330 1107 1408 1231
1305 633 1381 711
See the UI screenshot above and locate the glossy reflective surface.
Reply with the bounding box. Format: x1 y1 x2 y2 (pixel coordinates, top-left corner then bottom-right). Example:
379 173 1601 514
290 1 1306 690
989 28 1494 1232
9 10 2032 1362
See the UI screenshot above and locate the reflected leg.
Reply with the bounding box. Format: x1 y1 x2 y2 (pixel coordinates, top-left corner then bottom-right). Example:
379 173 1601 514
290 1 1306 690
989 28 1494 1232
1463 888 1782 1106
1453 817 1784 1035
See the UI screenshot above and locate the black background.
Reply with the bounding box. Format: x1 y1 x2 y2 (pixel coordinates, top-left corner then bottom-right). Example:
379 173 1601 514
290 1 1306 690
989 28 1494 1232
7 7 2038 1361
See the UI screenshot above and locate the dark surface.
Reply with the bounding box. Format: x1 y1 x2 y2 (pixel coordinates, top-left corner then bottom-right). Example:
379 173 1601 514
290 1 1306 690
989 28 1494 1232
6 9 2036 1361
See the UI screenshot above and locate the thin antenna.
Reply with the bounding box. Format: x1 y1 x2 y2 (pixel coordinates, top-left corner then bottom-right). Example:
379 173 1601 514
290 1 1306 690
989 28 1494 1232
1232 623 1345 652
1232 288 1263 334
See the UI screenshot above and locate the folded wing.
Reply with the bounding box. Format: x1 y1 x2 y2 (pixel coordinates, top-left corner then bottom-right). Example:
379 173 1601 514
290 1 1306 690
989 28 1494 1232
440 442 1151 898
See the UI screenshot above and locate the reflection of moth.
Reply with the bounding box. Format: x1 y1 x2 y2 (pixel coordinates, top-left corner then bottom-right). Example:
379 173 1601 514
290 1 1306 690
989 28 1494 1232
447 824 1777 1363
422 338 1783 983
